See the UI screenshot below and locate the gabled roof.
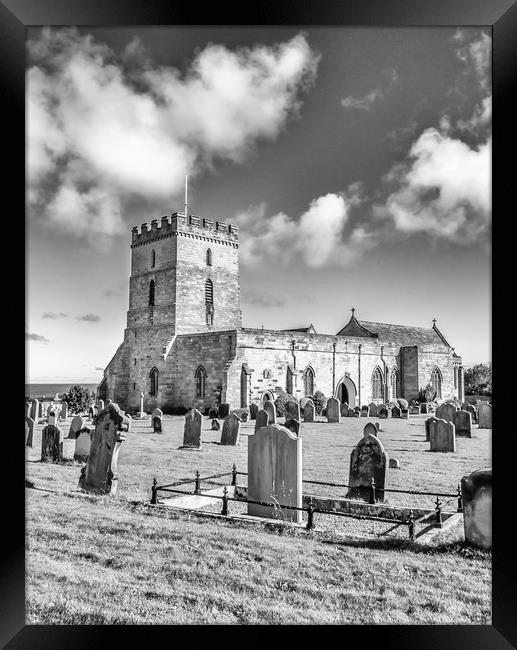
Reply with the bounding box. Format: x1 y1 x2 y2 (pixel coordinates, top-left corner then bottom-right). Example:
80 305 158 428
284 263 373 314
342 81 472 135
336 313 451 347
280 323 317 334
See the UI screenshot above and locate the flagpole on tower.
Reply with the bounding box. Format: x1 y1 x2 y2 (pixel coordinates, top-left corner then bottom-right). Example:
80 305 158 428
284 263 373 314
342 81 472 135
184 174 188 218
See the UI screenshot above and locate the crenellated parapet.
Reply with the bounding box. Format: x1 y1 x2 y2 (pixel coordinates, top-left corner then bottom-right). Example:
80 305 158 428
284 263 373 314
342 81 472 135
131 212 239 248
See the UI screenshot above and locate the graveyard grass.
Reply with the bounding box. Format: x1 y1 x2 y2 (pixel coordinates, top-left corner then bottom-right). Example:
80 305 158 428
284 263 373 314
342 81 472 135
25 414 491 625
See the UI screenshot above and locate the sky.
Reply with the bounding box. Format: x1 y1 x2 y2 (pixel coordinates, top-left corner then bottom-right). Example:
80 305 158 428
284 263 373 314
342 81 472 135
26 26 491 383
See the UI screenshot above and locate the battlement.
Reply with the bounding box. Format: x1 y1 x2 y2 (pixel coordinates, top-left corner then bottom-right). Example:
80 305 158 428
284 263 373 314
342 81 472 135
131 212 239 247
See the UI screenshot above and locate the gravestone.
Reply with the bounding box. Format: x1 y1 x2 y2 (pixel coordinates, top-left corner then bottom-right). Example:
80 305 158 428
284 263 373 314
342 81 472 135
347 428 389 502
255 409 269 432
461 468 492 549
41 424 63 462
340 402 349 416
420 403 429 414
59 402 68 420
248 423 302 523
401 408 409 419
368 403 378 418
183 409 202 448
47 410 57 426
389 458 400 469
425 416 439 442
88 406 95 420
378 404 389 419
211 418 220 431
151 408 163 433
361 405 370 417
363 422 377 437
123 413 132 432
461 402 477 423
38 402 44 418
263 400 276 424
326 397 341 423
74 427 92 462
220 413 241 446
436 402 456 423
478 403 492 429
25 402 31 417
218 403 230 419
285 401 301 422
208 407 219 419
353 405 361 417
30 399 39 420
25 416 35 447
303 400 315 423
454 410 472 438
430 419 456 452
78 404 129 495
249 403 259 420
97 399 105 412
374 422 381 434
391 406 401 419
68 415 85 439
284 418 300 436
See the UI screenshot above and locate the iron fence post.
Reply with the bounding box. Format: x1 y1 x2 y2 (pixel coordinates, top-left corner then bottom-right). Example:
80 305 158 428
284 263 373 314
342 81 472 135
456 484 463 512
221 485 229 516
194 470 201 495
408 511 415 541
435 496 443 528
370 476 376 505
151 477 157 505
306 497 315 530
231 463 237 486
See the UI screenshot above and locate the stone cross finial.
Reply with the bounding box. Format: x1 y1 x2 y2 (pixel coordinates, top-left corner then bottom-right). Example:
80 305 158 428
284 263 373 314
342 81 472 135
351 307 355 317
432 318 437 327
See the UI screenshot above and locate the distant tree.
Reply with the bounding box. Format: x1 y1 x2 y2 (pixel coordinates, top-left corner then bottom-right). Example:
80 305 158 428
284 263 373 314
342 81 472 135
312 390 327 415
464 363 492 396
274 393 297 417
61 385 91 414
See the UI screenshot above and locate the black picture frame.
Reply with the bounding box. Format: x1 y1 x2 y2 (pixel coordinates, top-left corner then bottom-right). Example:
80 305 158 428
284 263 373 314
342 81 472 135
7 0 514 646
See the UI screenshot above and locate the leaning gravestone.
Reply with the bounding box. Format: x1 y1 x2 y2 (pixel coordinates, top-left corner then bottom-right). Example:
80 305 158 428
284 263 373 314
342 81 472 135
78 404 129 495
347 425 389 502
249 403 258 420
326 397 341 423
368 403 378 418
211 419 220 431
30 399 39 420
284 418 300 436
218 403 230 419
361 405 370 417
478 403 492 429
74 427 92 462
391 406 401 419
454 410 472 438
183 409 202 448
378 404 389 419
420 403 429 414
401 408 409 419
430 419 455 452
303 400 315 423
248 423 302 522
68 415 85 439
461 402 477 423
25 416 35 447
425 416 439 442
340 402 349 416
285 401 301 422
41 424 63 462
263 400 276 424
255 409 269 432
220 413 241 446
461 468 492 549
436 402 456 424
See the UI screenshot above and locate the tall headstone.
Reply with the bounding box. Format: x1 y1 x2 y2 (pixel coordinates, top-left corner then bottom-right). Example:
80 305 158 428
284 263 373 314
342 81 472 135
59 402 68 420
429 419 456 452
436 402 456 423
25 416 35 447
425 416 439 442
248 423 302 523
285 401 301 422
401 408 409 419
78 404 129 495
41 424 63 462
220 413 241 446
263 400 276 424
38 402 44 419
249 403 259 420
25 402 31 417
461 468 491 549
478 403 492 429
453 410 472 437
68 415 85 439
326 397 341 423
378 404 389 419
138 393 145 418
74 427 92 462
303 400 315 423
361 405 370 417
255 409 269 432
420 403 429 414
461 402 477 423
30 399 39 420
218 403 230 419
284 418 300 436
368 403 378 418
183 409 202 448
347 427 389 502
391 406 401 419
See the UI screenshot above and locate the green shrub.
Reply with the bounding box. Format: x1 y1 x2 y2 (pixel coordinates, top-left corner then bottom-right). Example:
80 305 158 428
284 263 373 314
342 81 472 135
274 393 296 417
61 385 91 415
418 384 436 403
397 398 409 409
312 390 327 415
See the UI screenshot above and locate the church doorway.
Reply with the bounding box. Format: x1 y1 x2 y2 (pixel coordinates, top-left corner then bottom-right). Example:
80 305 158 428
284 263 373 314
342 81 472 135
335 376 356 408
262 391 274 405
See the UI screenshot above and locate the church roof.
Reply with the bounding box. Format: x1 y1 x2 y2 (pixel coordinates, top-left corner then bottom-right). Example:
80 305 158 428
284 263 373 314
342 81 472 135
336 313 451 347
280 324 317 334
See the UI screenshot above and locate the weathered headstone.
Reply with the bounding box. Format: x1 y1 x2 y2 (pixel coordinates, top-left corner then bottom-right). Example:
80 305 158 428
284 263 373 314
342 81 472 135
25 402 31 417
41 424 63 462
354 405 361 417
211 418 220 431
255 409 269 432
25 416 35 447
461 468 491 549
38 402 44 418
401 408 409 419
97 399 105 412
68 415 85 439
368 403 378 418
429 419 456 452
249 403 259 420
378 404 389 419
152 415 163 433
59 402 68 420
284 418 300 436
74 427 92 462
303 400 315 423
436 402 456 423
263 400 276 424
30 399 39 420
347 428 389 502
420 403 429 414
478 403 492 429
391 406 401 419
340 402 349 416
208 407 219 419
461 402 477 423
248 423 302 522
220 413 241 446
326 397 341 423
285 401 301 422
123 413 132 432
453 410 472 438
218 403 230 419
425 416 439 442
374 422 381 434
183 409 202 448
78 404 129 495
361 405 370 417
363 422 377 437
389 458 400 469
47 410 57 426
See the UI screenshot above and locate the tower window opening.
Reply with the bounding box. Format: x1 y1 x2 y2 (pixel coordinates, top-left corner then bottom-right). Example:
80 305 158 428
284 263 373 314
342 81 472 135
205 279 214 325
206 248 212 266
151 249 156 268
149 279 155 307
195 365 207 398
149 367 159 397
372 367 383 400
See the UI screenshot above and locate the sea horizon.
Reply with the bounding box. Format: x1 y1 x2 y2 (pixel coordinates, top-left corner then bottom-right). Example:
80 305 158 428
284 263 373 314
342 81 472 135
25 383 98 399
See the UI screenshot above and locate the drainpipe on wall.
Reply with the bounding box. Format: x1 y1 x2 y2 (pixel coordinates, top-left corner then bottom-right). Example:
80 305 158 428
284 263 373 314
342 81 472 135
358 344 362 405
332 340 337 395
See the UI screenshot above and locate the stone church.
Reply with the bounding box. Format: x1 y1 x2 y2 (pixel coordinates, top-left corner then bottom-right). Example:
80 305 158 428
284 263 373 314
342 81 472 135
99 211 465 413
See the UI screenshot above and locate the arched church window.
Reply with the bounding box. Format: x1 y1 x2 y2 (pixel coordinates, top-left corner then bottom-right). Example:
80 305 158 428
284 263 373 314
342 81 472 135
454 366 458 389
205 279 214 325
151 249 156 268
286 366 294 395
149 367 159 397
372 367 383 400
391 368 398 399
149 280 155 307
206 248 212 266
195 365 207 398
304 367 315 396
431 367 442 399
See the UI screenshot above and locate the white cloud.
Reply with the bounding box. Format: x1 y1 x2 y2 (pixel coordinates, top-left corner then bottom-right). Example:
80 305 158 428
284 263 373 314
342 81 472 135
341 68 398 111
456 31 491 91
27 28 319 243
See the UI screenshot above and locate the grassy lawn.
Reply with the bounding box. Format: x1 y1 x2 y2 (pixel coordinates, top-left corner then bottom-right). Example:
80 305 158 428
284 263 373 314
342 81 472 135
25 413 491 624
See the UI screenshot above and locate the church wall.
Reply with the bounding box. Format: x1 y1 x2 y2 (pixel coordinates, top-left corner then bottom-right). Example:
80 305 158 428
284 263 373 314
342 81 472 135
418 349 456 400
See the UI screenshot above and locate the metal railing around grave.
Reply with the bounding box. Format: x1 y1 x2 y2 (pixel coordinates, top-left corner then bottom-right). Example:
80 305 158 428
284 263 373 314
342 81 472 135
150 464 463 542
